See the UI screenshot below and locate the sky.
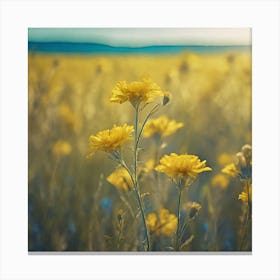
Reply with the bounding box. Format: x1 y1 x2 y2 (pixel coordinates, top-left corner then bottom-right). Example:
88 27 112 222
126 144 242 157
28 28 251 47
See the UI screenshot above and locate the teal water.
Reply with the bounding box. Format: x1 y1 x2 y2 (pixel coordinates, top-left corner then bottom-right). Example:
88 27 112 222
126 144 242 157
28 41 250 54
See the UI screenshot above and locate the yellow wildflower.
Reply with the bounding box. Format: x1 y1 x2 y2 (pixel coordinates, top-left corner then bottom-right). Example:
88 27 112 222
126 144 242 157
110 78 166 107
143 159 155 173
58 103 76 129
217 153 233 166
238 183 252 203
107 167 133 191
238 192 248 203
146 213 157 230
146 208 178 237
221 145 252 179
155 153 212 182
159 208 178 236
222 163 239 177
87 124 134 157
52 140 72 156
211 173 230 189
143 115 184 138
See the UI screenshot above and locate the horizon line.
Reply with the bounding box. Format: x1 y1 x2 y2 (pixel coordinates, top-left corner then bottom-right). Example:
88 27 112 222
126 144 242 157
28 28 251 47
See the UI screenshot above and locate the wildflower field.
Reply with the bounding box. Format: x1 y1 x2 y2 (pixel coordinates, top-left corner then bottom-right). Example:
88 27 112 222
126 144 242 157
28 49 252 252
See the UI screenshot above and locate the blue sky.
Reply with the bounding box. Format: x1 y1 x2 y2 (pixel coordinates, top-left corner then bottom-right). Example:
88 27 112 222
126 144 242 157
28 28 251 47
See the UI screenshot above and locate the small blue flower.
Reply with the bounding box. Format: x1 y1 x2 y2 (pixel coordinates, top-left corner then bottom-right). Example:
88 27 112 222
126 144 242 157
101 197 113 214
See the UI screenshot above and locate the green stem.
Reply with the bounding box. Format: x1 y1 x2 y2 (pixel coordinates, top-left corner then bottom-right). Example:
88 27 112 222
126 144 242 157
154 136 162 210
176 187 182 251
110 150 135 186
136 104 160 148
134 105 150 251
120 159 135 185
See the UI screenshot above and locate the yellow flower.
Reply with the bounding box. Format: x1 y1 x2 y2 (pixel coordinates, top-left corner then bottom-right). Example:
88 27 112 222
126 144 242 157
146 213 158 231
52 140 72 156
87 124 134 157
155 153 212 182
238 183 252 203
211 173 230 189
143 115 184 138
110 78 166 107
188 202 202 219
143 159 155 173
58 103 76 129
146 208 178 237
159 209 178 236
222 163 239 177
238 192 248 203
221 145 252 179
217 153 233 166
107 167 133 191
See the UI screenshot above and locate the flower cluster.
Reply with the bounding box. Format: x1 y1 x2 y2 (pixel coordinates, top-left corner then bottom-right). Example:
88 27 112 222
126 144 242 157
222 144 252 180
155 153 212 186
107 167 133 191
238 183 252 203
146 208 178 237
222 163 239 177
211 173 230 190
110 78 167 108
52 140 72 156
87 78 212 251
221 145 252 206
143 115 184 138
87 124 134 157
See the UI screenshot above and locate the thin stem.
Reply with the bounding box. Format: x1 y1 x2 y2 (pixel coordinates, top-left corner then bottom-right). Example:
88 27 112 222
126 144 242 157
133 105 150 251
154 136 162 210
110 150 135 186
134 105 139 180
179 218 190 239
116 217 124 250
247 180 252 215
136 104 160 148
176 187 182 251
119 192 135 218
120 159 135 186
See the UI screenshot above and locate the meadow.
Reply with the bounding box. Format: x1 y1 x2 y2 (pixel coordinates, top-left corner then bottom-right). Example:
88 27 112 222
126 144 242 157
28 49 252 251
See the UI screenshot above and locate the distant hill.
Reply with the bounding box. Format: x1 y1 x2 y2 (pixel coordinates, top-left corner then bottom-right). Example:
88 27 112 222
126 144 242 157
28 41 250 54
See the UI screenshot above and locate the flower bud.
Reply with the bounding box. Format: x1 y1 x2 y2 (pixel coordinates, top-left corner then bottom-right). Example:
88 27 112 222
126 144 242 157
189 202 202 219
242 144 252 166
236 152 246 169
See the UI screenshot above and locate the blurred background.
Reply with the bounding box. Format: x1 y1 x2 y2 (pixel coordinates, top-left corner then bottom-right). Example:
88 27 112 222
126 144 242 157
28 28 251 251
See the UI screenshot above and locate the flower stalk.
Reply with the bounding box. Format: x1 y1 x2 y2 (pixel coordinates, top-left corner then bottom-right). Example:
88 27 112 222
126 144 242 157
133 104 150 251
175 184 183 250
